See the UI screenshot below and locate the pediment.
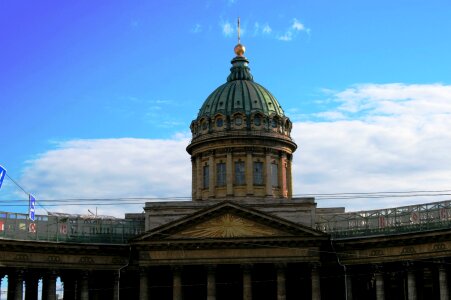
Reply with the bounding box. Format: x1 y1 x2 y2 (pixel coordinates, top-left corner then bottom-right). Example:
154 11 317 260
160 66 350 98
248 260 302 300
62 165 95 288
134 201 325 242
176 212 287 238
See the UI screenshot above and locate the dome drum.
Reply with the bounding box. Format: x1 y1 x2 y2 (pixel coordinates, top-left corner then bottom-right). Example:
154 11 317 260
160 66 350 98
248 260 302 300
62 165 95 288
189 113 293 141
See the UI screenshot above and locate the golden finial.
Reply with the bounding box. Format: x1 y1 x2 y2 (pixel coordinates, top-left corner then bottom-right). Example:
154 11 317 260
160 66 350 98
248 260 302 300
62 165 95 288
234 17 246 56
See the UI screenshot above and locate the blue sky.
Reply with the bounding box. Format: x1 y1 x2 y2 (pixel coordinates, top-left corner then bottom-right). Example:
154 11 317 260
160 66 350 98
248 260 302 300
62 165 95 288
1 0 451 216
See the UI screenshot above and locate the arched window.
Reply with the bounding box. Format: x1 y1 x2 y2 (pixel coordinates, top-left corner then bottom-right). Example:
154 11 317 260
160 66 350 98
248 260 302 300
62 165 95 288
254 115 261 126
271 162 278 187
253 161 263 185
271 118 278 128
216 163 226 186
234 161 245 185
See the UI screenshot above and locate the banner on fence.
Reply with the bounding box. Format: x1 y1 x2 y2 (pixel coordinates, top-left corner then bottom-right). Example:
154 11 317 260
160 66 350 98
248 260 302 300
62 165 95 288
0 165 6 190
29 194 36 221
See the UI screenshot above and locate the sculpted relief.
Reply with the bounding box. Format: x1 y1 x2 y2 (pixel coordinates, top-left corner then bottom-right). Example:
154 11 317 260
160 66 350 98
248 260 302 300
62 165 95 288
177 213 284 238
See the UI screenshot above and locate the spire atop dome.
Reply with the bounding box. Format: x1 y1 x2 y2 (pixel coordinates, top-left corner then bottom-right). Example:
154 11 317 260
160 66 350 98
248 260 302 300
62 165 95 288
228 17 252 81
234 17 246 57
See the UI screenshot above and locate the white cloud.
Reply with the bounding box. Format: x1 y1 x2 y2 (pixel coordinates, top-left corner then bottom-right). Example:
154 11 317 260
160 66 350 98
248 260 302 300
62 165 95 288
262 24 272 34
19 83 451 216
278 32 292 41
20 138 191 216
191 23 202 33
292 18 305 31
278 18 310 42
254 22 272 36
292 83 451 210
221 21 234 37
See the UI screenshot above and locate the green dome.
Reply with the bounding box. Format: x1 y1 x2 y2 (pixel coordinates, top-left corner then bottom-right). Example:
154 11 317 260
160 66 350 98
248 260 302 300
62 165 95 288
197 56 285 119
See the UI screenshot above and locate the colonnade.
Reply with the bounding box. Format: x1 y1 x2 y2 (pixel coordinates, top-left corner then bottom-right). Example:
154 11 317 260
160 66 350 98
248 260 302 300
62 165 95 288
0 269 118 300
348 262 449 300
192 149 293 200
138 263 321 300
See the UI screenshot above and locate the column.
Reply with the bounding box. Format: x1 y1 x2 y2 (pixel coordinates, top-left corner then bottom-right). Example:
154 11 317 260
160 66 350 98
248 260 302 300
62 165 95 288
207 265 216 300
345 273 353 300
113 272 120 300
245 150 254 195
14 270 24 300
25 273 39 300
191 157 197 199
208 155 215 198
226 150 233 196
276 264 286 300
62 273 77 300
139 268 148 300
286 156 293 198
196 156 202 199
43 271 57 300
438 265 449 300
172 267 182 300
375 271 385 300
407 269 416 300
311 264 321 300
7 271 16 300
279 153 287 198
242 264 252 300
265 151 272 197
79 271 89 300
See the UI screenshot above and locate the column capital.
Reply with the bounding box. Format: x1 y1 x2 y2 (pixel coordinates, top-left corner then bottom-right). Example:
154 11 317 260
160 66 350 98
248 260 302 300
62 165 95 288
241 263 253 272
206 264 217 272
372 264 384 273
403 260 415 270
275 262 287 271
171 265 183 273
309 262 321 270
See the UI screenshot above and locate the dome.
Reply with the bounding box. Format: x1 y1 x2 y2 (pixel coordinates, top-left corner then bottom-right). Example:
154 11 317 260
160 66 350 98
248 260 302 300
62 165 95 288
189 49 294 141
197 56 286 120
187 43 297 201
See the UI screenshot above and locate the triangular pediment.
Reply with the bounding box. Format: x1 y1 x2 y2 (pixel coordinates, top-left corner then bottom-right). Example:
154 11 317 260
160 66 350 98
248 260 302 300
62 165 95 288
176 212 287 238
133 201 325 242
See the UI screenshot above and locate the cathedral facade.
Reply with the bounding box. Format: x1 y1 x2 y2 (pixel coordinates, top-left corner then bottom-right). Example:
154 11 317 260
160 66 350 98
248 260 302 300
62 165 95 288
1 42 451 300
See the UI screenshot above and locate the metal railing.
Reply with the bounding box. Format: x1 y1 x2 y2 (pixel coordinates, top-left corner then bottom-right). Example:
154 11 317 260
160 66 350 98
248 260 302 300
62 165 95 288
0 211 145 244
3 199 451 243
316 199 451 238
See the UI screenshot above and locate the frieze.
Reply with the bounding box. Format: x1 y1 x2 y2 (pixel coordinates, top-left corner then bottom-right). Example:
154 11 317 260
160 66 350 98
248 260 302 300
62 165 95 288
14 254 29 261
111 257 127 264
400 246 416 255
79 256 95 264
370 249 384 257
47 256 61 263
432 243 447 251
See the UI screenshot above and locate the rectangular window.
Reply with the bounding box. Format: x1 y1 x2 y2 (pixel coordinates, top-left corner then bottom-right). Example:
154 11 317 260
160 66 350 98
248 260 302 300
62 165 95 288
216 163 226 186
253 162 263 185
234 161 245 185
271 162 278 187
203 165 209 189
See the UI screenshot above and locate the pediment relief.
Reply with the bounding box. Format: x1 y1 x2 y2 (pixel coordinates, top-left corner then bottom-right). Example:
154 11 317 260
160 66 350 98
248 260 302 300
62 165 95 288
174 213 288 238
134 201 326 242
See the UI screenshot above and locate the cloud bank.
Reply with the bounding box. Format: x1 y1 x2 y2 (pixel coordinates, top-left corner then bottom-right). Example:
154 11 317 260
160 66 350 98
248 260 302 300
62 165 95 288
19 83 451 216
220 18 310 41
